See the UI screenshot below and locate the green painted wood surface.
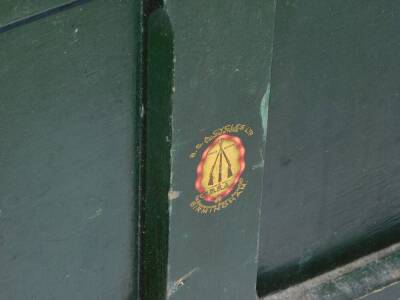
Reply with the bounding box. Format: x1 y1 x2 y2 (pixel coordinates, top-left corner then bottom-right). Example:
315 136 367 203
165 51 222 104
0 0 142 299
159 1 276 299
0 0 74 27
258 0 400 296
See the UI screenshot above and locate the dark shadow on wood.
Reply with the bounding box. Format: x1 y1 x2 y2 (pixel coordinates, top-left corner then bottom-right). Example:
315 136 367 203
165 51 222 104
140 5 173 300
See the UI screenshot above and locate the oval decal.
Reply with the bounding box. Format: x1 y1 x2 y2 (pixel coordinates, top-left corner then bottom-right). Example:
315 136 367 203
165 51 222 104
195 134 246 202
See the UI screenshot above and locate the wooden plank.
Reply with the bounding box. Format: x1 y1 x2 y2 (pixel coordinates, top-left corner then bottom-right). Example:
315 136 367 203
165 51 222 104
153 1 277 299
0 0 142 299
258 0 400 295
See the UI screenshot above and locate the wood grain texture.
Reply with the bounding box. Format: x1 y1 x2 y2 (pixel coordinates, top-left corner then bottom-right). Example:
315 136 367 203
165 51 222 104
0 1 141 299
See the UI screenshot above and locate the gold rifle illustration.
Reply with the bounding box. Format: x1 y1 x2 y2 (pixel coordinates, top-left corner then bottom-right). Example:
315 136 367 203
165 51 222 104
208 139 233 186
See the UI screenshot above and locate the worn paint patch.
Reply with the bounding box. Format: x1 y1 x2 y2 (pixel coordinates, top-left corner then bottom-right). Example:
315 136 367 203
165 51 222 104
167 267 200 298
88 208 103 220
252 150 265 170
168 190 181 201
260 83 271 143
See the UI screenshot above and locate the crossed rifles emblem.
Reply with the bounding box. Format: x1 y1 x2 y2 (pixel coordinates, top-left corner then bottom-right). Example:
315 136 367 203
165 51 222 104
208 139 234 186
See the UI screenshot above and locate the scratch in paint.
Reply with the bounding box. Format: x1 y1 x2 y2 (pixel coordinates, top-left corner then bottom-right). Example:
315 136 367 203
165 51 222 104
168 267 200 297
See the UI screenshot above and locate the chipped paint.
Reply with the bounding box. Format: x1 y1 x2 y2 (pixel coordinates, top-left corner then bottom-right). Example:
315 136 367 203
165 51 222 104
260 83 271 143
88 208 103 220
168 189 181 201
140 104 145 118
252 160 264 170
168 267 200 298
252 150 265 170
